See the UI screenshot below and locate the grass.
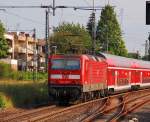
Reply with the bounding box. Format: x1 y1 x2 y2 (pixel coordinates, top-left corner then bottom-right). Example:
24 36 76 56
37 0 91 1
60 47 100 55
0 80 49 108
0 62 49 108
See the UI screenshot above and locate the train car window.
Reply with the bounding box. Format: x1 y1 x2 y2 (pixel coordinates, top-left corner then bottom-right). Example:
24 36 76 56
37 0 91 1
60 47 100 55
51 59 80 70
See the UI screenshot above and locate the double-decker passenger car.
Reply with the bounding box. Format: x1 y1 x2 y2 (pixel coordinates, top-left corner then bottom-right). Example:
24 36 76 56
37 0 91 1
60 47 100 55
48 53 150 103
99 53 150 91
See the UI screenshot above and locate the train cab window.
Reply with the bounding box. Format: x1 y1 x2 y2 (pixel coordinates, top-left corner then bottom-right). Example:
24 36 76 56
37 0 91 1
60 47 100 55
51 59 80 70
51 59 64 69
66 60 80 69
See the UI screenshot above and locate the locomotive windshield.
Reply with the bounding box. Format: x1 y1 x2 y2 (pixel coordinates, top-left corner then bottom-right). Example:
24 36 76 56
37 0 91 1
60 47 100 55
51 59 80 70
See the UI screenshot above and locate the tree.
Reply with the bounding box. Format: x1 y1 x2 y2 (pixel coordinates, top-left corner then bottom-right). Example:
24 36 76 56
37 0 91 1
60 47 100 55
86 12 95 38
128 52 141 59
0 21 8 58
50 22 92 54
86 12 100 53
97 5 128 56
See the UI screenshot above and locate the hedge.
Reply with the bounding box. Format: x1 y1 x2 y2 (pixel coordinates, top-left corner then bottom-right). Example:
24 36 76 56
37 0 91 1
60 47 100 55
0 62 47 81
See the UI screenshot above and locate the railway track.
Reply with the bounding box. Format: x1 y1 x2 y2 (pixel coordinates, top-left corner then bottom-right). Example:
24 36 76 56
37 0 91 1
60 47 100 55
0 99 106 122
1 88 149 122
85 88 150 122
0 108 26 120
108 90 150 122
28 98 107 122
1 105 62 122
81 91 130 122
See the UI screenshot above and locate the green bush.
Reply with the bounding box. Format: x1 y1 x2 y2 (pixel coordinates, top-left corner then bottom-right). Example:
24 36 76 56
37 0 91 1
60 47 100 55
0 62 11 78
0 95 5 108
0 62 47 81
0 82 49 108
0 62 49 108
9 71 18 80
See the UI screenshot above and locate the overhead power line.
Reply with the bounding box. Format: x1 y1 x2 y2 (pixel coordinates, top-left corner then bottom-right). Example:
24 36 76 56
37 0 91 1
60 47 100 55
0 5 51 8
0 2 105 71
83 0 91 6
0 5 104 12
3 10 44 25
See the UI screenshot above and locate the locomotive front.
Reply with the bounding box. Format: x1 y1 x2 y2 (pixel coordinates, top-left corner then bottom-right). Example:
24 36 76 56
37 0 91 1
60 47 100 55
48 55 82 103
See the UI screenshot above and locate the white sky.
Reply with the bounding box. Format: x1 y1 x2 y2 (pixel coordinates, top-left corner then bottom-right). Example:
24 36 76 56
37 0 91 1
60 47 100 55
0 0 149 55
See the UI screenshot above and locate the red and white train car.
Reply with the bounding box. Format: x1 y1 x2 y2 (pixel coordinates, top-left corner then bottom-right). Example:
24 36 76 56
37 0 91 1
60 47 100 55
48 53 150 103
48 54 107 102
100 53 150 92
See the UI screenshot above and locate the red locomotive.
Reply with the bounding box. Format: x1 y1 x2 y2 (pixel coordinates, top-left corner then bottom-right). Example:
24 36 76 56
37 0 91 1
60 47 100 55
48 53 150 103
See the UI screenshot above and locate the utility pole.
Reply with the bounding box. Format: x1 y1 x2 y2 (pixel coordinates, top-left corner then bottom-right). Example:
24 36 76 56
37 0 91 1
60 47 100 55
26 34 28 71
145 40 149 60
92 0 96 55
148 33 150 61
53 0 56 16
45 9 49 72
45 0 56 72
33 28 37 81
33 28 36 39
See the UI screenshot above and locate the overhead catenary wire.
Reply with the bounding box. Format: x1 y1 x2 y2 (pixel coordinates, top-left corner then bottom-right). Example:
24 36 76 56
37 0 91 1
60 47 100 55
0 5 52 8
0 5 104 10
3 10 45 26
83 0 91 6
0 3 105 72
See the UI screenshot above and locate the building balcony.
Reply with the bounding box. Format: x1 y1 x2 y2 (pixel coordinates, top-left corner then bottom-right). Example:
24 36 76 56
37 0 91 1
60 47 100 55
28 49 34 54
18 47 26 53
27 37 36 43
18 36 26 41
4 34 14 41
28 61 37 67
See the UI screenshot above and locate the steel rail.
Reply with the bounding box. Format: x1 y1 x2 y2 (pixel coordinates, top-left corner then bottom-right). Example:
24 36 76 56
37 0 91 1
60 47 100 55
81 98 109 122
3 105 56 122
29 90 146 121
82 89 150 122
82 94 129 122
28 98 107 121
1 88 149 122
109 94 150 122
